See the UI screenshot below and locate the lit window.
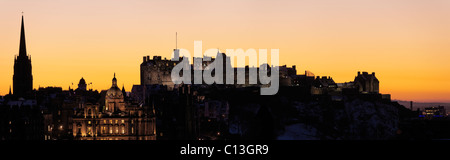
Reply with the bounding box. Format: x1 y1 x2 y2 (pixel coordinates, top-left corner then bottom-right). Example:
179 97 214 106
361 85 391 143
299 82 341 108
88 121 91 125
131 127 134 134
109 127 113 134
104 120 106 124
121 120 124 124
115 120 118 124
110 120 113 124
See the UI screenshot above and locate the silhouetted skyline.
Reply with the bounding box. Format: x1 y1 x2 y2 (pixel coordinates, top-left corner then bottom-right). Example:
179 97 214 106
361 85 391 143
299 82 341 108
1 1 450 142
1 0 450 102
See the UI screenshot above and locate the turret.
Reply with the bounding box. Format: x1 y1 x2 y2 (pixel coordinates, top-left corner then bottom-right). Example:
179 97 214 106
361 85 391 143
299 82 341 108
112 73 117 87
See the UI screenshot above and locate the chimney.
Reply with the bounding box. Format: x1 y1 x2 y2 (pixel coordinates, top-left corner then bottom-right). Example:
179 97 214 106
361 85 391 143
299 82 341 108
410 101 413 110
358 71 360 75
147 56 150 61
143 56 147 62
372 72 375 76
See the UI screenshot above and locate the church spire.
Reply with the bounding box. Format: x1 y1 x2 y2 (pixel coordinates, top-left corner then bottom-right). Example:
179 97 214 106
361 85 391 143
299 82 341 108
19 14 27 57
122 84 127 98
9 86 12 95
13 13 33 98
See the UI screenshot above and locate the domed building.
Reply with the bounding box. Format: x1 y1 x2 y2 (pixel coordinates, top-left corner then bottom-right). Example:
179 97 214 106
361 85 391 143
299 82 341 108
105 73 125 112
72 73 156 140
76 77 87 92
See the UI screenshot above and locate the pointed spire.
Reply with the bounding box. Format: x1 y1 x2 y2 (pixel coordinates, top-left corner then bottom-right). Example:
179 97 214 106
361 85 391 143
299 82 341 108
19 13 27 57
9 86 12 95
112 73 118 87
122 84 126 98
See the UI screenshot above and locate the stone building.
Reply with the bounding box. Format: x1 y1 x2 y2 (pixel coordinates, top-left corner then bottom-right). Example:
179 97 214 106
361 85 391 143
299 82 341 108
72 74 156 140
105 73 125 112
423 106 447 119
140 52 295 88
38 87 74 140
311 76 337 95
354 71 379 93
0 100 43 140
140 56 182 90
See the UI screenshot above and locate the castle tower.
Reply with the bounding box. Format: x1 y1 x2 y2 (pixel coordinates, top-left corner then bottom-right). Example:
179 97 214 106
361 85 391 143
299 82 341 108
13 15 33 97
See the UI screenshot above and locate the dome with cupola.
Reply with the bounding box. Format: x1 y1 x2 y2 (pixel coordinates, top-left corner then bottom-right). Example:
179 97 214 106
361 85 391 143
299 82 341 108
77 77 87 91
79 77 86 85
106 73 123 99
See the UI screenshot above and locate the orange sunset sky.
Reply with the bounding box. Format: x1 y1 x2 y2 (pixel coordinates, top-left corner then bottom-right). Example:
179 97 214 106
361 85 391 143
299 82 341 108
0 0 449 102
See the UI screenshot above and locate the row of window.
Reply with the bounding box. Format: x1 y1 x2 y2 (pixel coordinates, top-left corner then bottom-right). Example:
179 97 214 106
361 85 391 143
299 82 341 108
102 119 127 124
82 126 133 136
101 126 132 135
84 119 134 125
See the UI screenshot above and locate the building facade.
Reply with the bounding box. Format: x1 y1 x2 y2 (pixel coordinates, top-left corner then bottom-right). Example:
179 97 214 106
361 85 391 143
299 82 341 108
73 74 156 140
354 71 379 93
141 56 180 90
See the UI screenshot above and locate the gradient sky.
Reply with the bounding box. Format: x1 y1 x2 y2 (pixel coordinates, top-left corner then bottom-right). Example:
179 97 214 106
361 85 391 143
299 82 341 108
1 0 449 102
